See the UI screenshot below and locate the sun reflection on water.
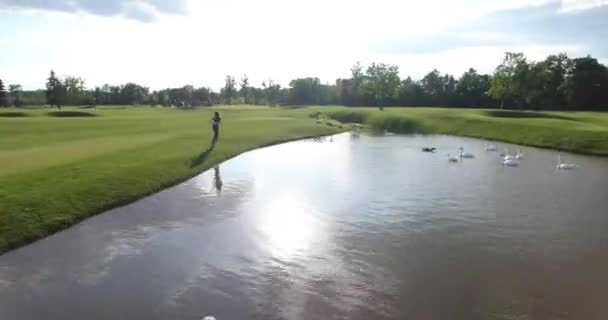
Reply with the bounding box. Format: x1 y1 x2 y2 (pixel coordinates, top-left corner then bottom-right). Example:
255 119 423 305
258 193 317 259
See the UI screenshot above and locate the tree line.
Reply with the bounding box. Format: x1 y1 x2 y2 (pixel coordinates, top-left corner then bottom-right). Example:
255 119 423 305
1 52 606 110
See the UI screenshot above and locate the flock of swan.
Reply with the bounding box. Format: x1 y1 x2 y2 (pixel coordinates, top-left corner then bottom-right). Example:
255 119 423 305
423 143 577 169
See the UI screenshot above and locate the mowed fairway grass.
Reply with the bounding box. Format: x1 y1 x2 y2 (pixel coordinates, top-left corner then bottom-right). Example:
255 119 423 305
321 107 608 156
0 106 343 253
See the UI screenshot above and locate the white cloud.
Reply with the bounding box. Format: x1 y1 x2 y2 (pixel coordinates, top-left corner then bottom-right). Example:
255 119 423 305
0 0 605 90
560 0 608 11
0 0 189 22
459 32 506 40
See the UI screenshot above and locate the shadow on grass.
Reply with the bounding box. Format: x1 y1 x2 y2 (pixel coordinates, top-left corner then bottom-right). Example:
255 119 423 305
47 111 97 117
190 140 217 168
484 110 575 121
0 112 29 117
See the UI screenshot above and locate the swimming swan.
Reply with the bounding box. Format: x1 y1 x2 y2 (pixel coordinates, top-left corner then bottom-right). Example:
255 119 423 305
557 154 576 170
459 147 474 158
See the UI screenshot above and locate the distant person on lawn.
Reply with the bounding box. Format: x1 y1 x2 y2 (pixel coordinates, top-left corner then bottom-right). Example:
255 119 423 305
211 112 221 143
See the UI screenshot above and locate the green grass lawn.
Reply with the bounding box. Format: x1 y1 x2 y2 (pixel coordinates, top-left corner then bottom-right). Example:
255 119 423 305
0 106 343 253
319 107 608 155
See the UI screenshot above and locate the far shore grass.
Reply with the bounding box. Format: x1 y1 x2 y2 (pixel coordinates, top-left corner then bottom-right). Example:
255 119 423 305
319 107 608 156
1 105 607 254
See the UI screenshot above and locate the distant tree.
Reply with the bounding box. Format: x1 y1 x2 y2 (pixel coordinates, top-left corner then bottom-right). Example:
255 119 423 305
221 75 237 104
398 77 425 106
539 53 570 108
563 56 608 110
240 75 249 104
362 62 401 110
158 90 169 106
489 52 529 108
262 80 281 106
289 77 321 105
46 69 66 109
63 76 86 105
419 70 458 106
8 84 23 107
0 78 7 107
192 87 213 106
250 87 264 105
420 69 444 105
93 87 101 106
121 83 150 105
350 62 364 105
455 68 491 107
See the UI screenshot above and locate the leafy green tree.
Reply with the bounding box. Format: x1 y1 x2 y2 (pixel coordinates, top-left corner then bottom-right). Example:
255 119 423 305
46 69 66 109
0 78 7 107
240 75 249 104
363 62 400 109
121 83 150 105
250 87 264 105
262 80 281 106
93 87 102 106
420 70 443 104
489 52 528 108
221 75 237 104
8 84 23 107
350 62 364 105
540 53 570 108
398 77 425 106
192 87 212 106
455 68 491 107
563 56 608 110
158 91 169 106
289 77 321 105
63 76 86 105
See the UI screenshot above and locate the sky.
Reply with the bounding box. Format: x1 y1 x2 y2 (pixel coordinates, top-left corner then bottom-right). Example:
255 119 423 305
0 0 607 90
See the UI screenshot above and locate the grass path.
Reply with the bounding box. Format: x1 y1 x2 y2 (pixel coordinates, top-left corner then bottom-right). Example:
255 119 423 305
0 107 343 253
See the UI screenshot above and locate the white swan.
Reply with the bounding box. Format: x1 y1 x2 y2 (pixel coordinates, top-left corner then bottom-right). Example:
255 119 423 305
503 150 516 161
557 154 576 170
515 149 524 160
486 143 498 151
458 147 474 158
447 153 459 162
503 159 519 167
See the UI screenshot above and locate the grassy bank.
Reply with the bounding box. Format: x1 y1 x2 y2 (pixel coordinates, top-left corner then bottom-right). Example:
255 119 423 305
319 107 608 155
0 106 343 253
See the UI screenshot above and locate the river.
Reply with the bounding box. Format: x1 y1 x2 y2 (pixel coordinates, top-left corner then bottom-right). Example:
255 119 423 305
1 132 608 320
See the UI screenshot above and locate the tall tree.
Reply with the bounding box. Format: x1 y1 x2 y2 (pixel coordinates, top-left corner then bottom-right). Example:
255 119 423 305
0 78 7 107
350 62 364 105
363 62 400 110
121 83 150 105
8 84 23 107
46 69 65 109
541 53 570 108
63 76 86 105
240 75 249 104
563 56 608 110
192 87 212 106
398 77 425 106
262 80 281 106
455 68 491 107
289 77 321 105
489 52 529 108
221 75 237 104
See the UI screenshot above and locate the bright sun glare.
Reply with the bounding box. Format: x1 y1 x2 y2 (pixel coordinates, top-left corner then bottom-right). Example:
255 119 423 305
259 194 317 259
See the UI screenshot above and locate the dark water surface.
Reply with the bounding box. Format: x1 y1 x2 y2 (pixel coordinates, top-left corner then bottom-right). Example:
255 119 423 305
2 133 608 320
